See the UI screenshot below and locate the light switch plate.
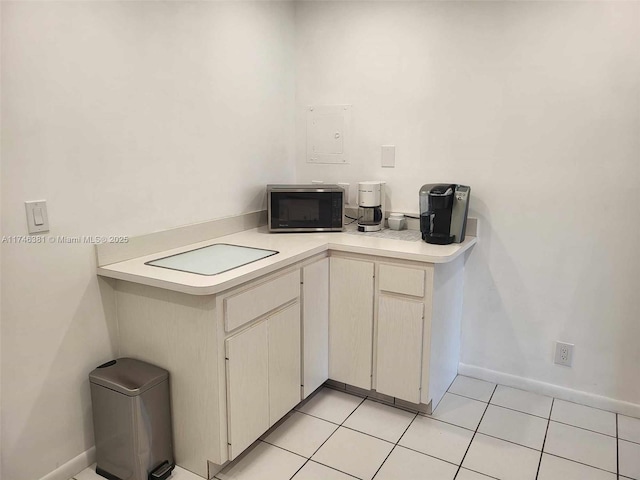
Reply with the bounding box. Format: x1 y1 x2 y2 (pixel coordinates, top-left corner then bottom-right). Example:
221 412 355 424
25 200 49 234
381 145 395 168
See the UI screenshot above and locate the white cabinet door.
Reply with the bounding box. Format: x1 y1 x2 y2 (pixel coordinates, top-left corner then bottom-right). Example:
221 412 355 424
376 295 424 404
329 257 375 390
268 303 301 425
225 321 269 460
302 258 329 398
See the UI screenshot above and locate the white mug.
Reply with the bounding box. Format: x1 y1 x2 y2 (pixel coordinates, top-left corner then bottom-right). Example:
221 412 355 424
388 213 405 231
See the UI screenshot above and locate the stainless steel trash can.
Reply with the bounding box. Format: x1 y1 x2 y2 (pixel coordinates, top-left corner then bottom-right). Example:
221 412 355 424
89 358 175 480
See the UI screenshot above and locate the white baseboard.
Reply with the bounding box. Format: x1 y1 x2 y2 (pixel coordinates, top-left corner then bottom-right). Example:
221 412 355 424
458 362 640 418
39 447 95 480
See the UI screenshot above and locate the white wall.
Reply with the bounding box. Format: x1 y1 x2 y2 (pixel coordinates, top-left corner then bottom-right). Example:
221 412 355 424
296 2 640 404
3 2 640 478
0 2 295 479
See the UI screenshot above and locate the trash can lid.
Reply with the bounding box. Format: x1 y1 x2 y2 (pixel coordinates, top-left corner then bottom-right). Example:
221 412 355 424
89 358 168 396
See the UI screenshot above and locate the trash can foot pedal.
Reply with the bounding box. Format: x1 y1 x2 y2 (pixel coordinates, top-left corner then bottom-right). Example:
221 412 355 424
96 466 122 480
149 461 175 480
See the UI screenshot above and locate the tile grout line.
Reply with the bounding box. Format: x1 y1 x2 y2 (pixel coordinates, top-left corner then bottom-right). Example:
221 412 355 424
294 390 421 480
332 387 624 445
450 390 559 423
455 395 618 477
422 413 547 454
367 436 400 479
468 430 545 453
348 408 551 471
452 383 498 480
305 460 362 479
447 390 497 405
484 401 552 421
339 423 404 445
542 452 619 476
552 396 626 416
276 410 408 448
616 435 640 447
370 410 420 480
417 411 480 433
291 390 434 480
296 409 343 426
260 440 312 460
534 397 554 480
440 391 619 439
458 385 628 430
549 418 618 439
340 395 368 425
287 394 367 480
396 444 468 469
250 383 627 480
420 412 545 455
215 384 627 480
461 468 500 480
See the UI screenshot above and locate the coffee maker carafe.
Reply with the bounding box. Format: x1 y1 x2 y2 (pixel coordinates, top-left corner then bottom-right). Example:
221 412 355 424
420 184 470 245
357 181 385 232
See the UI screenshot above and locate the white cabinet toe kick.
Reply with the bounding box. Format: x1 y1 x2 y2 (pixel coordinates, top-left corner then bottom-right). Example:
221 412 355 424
113 250 467 478
321 379 435 415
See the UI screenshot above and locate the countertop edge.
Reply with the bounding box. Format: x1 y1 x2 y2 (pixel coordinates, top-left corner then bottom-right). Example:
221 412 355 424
98 244 330 295
327 236 477 264
97 235 477 296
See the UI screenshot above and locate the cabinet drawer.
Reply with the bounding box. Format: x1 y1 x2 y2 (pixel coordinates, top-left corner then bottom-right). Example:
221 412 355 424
378 264 425 297
225 270 300 332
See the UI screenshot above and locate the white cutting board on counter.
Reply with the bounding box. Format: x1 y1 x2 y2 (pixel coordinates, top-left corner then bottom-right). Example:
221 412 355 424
145 243 278 276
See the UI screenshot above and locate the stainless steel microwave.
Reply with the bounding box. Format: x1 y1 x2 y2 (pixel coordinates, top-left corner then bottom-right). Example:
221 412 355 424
267 184 344 232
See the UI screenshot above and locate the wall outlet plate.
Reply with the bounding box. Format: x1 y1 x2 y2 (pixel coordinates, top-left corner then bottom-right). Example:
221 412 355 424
337 183 350 205
554 341 574 367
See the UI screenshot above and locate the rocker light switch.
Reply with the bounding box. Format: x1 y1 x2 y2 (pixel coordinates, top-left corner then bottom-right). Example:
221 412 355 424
25 200 49 234
33 208 44 226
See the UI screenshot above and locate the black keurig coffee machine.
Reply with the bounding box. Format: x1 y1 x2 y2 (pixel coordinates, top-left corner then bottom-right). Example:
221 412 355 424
419 184 470 245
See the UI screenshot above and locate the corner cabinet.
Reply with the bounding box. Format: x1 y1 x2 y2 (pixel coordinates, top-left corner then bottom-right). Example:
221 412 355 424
328 257 375 390
328 252 465 412
302 258 330 398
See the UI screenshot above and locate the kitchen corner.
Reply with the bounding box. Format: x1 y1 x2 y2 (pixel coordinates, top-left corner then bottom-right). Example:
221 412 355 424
96 213 477 295
95 210 476 478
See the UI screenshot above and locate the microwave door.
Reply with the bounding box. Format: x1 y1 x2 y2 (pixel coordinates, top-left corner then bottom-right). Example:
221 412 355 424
282 198 320 224
270 192 336 231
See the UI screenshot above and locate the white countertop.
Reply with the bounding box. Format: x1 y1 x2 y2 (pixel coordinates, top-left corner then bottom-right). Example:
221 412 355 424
97 226 477 295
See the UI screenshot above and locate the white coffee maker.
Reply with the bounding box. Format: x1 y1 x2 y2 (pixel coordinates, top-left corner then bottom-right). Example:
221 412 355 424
357 181 386 232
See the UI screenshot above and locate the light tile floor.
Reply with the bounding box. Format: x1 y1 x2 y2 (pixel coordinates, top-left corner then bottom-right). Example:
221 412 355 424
72 375 640 480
